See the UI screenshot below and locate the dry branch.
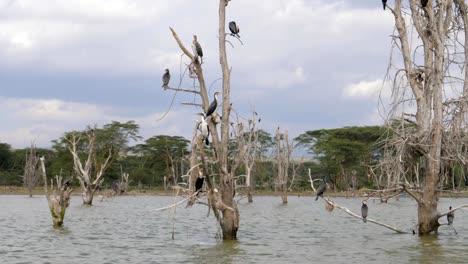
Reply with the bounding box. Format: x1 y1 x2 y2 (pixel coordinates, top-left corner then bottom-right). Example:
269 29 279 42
40 157 73 227
323 197 407 234
150 192 199 212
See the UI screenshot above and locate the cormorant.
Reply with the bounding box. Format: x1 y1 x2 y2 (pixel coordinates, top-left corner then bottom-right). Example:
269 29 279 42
229 21 240 38
195 176 205 195
361 201 368 223
421 0 428 8
206 91 220 117
197 113 210 146
63 177 72 189
193 35 203 62
447 206 454 225
315 177 327 201
382 0 387 10
162 69 170 88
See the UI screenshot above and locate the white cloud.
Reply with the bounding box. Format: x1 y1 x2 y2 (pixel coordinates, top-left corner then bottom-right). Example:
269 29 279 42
343 79 386 98
0 96 196 148
0 0 399 147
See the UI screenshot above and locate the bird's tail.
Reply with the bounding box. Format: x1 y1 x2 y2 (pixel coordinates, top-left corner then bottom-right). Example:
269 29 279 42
363 218 367 223
205 138 210 146
315 196 319 201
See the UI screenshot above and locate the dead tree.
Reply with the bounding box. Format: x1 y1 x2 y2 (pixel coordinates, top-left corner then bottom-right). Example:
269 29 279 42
231 111 261 203
21 145 41 197
115 166 130 195
379 0 468 234
66 127 113 205
39 157 73 227
162 0 240 239
275 128 292 204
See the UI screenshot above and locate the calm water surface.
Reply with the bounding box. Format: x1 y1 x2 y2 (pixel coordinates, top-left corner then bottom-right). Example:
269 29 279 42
1 195 467 263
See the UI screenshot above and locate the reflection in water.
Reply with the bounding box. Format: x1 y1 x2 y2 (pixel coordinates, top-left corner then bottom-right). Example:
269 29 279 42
0 195 467 263
194 240 241 264
416 235 442 264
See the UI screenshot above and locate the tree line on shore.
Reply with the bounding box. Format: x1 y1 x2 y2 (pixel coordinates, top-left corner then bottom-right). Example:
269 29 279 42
0 121 396 193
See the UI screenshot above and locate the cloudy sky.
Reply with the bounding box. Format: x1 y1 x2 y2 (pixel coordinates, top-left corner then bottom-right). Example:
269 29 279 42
0 0 396 148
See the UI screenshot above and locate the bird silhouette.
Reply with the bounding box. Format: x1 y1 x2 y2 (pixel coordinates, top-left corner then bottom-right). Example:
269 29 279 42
361 201 368 223
315 177 327 201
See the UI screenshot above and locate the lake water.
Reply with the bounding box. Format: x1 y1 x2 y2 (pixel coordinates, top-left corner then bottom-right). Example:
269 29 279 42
0 195 467 263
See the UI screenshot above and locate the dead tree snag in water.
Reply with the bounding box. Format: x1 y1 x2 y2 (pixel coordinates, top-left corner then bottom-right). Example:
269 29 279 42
21 144 41 197
39 157 73 228
380 0 468 235
275 128 292 204
161 0 242 240
66 127 112 205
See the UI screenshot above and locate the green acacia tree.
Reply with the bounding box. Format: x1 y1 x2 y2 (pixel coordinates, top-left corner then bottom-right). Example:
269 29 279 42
134 135 190 188
295 126 384 191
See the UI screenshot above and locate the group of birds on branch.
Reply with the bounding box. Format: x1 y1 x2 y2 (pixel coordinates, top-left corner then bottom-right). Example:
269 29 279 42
315 177 456 227
161 21 240 90
197 92 220 146
382 0 428 10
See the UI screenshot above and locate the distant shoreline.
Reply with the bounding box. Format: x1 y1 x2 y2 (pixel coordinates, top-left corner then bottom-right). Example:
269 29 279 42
1 186 467 198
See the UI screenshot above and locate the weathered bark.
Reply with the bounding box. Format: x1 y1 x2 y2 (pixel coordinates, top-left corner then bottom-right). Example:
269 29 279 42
82 188 94 205
418 201 440 234
388 0 458 235
275 128 291 204
246 186 253 203
39 157 73 227
66 127 112 205
166 0 240 240
21 145 41 197
217 0 238 240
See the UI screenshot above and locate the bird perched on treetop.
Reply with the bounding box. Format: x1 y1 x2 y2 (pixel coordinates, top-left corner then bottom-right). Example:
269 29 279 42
195 175 205 196
193 35 203 63
382 0 387 10
197 113 210 146
206 92 220 117
229 21 240 38
447 206 454 225
361 200 368 223
421 0 428 8
315 177 327 201
162 69 170 89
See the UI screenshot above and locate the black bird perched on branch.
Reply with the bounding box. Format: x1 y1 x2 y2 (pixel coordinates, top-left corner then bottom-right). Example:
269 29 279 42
315 177 327 201
197 113 210 146
63 177 73 189
447 206 454 225
162 69 170 89
229 21 240 38
195 176 205 195
382 0 387 10
193 35 203 62
361 201 368 223
206 91 220 117
421 0 428 8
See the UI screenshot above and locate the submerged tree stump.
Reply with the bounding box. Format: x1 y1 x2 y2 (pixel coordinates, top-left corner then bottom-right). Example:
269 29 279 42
39 157 73 227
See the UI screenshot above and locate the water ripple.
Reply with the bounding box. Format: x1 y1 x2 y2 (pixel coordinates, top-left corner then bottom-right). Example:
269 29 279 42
1 195 468 263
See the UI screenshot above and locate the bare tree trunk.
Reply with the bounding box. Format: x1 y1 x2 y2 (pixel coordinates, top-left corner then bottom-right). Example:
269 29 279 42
388 0 456 234
82 188 94 205
39 157 73 227
275 128 291 204
217 0 238 240
165 0 241 240
246 166 253 203
66 127 112 206
21 145 41 197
